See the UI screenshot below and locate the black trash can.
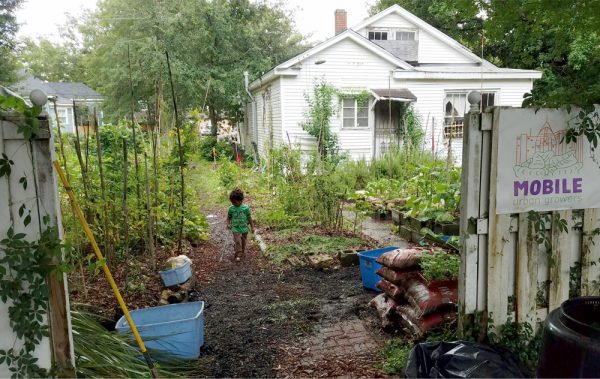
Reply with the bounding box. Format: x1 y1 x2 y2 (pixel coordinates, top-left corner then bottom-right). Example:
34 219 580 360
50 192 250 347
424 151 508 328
537 296 600 377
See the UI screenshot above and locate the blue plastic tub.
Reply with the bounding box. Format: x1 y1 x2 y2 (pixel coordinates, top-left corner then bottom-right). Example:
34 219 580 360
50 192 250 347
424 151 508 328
159 260 192 287
358 246 398 292
115 301 205 359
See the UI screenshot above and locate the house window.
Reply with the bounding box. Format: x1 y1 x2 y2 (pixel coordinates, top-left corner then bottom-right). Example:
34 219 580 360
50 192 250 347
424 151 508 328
443 91 496 138
56 108 68 128
368 31 388 41
396 31 416 41
342 98 369 128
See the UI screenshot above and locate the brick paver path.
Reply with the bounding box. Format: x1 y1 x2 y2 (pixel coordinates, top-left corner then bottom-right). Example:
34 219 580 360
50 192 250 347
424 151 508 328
301 319 378 363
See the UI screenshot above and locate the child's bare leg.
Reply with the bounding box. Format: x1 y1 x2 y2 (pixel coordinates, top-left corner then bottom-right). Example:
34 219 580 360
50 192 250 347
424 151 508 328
233 233 242 261
241 233 248 258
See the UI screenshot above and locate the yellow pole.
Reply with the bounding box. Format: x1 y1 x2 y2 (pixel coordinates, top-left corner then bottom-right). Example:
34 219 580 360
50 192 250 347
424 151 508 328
53 160 158 378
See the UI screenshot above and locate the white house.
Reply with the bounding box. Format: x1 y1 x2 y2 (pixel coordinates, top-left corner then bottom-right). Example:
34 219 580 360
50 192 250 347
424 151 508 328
241 5 542 162
12 73 103 133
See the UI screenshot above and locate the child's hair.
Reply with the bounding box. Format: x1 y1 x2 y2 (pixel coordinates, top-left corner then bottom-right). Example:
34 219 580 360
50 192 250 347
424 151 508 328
229 188 244 203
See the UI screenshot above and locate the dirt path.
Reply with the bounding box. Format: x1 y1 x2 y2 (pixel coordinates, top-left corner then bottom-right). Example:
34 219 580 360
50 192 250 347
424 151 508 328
192 207 391 377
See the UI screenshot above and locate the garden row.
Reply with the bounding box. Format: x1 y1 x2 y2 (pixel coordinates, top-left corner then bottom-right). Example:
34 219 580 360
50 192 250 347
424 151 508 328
343 150 461 249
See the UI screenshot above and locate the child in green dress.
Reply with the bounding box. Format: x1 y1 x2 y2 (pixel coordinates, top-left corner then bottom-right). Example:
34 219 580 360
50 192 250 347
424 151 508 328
227 189 254 262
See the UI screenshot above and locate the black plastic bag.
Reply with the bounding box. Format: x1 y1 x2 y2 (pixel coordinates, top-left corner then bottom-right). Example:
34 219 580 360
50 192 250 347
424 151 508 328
405 341 526 378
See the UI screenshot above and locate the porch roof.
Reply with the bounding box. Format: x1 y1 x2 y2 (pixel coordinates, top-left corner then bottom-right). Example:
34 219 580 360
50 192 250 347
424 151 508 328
370 88 417 102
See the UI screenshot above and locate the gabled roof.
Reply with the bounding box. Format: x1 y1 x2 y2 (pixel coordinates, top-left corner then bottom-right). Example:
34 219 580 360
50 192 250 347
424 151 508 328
278 29 414 70
352 4 493 67
249 29 413 90
12 72 103 104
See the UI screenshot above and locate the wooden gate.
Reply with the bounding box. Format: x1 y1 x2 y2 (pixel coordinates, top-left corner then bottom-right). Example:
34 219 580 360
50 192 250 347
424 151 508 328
459 105 600 329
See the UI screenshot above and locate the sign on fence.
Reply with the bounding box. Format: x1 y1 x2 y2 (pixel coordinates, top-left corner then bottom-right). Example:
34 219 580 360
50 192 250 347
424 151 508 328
496 108 600 214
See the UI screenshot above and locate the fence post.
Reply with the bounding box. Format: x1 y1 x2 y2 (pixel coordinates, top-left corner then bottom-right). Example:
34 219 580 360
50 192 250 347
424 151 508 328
459 92 483 333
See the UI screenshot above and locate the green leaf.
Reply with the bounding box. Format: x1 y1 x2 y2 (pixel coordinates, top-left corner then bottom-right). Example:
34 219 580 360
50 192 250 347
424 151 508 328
24 214 31 227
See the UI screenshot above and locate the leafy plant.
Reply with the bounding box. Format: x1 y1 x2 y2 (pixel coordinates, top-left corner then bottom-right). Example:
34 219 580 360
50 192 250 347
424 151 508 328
380 340 413 375
487 318 542 374
300 81 338 159
419 251 460 281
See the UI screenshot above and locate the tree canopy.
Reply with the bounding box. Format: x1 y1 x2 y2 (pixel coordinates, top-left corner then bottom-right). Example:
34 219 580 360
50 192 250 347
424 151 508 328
0 0 23 84
72 0 305 127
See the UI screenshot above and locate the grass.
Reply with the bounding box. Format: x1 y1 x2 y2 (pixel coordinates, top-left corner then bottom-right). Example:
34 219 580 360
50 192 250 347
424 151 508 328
265 233 366 263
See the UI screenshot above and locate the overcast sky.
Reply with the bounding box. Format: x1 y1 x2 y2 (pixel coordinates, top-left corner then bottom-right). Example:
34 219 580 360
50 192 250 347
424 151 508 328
16 0 373 44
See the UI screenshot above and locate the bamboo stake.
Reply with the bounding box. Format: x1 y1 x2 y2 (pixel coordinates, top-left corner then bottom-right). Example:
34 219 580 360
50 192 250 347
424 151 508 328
165 50 185 255
122 138 129 257
128 43 142 208
93 109 112 263
144 153 156 270
71 101 92 221
53 161 158 379
51 98 70 182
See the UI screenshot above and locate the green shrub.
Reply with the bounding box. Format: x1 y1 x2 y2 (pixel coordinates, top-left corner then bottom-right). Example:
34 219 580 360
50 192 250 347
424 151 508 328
419 251 460 281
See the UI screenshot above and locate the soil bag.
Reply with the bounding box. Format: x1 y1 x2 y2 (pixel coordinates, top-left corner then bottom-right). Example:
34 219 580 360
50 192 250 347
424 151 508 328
375 267 426 287
397 305 456 338
375 248 425 270
375 279 405 302
368 293 398 329
405 341 526 378
404 279 458 316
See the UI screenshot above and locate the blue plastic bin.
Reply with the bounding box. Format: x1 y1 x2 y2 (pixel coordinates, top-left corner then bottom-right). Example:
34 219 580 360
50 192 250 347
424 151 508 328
358 246 398 291
159 260 192 287
115 301 205 359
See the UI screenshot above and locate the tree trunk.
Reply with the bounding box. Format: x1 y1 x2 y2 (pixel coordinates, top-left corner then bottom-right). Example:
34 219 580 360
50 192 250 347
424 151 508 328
209 104 218 136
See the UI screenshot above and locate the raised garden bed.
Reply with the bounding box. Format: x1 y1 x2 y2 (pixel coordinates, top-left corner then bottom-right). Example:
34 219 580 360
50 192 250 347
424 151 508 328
432 221 460 236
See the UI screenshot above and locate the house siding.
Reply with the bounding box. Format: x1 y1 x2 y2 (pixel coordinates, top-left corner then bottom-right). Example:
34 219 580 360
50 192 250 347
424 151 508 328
280 38 400 160
404 79 534 162
251 78 283 157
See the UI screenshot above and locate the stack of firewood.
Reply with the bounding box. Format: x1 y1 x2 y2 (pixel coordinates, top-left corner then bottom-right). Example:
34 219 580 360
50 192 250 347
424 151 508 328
369 248 457 338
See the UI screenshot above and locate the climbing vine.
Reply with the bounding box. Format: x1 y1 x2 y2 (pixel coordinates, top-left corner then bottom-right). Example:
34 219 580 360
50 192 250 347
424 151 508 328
300 81 339 159
527 210 568 267
565 106 600 167
0 94 70 377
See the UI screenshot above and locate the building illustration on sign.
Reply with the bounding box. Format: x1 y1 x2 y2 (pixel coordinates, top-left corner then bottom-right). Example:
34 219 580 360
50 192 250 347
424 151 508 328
514 121 584 178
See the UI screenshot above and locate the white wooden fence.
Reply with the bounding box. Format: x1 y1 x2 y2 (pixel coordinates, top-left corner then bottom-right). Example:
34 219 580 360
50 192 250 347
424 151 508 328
0 116 74 375
459 105 600 330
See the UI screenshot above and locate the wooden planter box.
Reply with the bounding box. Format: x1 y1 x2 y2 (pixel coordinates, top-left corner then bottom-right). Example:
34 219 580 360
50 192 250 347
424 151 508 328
432 221 460 236
391 208 403 225
398 226 423 244
372 208 391 220
405 215 430 231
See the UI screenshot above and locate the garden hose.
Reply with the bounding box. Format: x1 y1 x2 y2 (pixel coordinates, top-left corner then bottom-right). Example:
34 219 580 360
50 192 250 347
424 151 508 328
53 161 158 379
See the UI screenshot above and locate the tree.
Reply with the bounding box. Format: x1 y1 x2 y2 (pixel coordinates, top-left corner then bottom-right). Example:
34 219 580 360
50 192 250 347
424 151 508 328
18 37 85 82
0 0 24 84
482 0 600 107
77 0 305 127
